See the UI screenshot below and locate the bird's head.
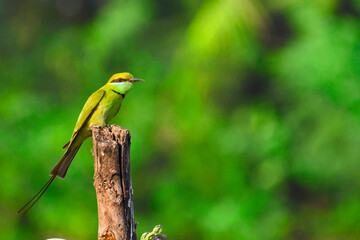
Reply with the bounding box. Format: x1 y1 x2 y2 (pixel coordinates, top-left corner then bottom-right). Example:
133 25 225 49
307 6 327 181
106 72 144 95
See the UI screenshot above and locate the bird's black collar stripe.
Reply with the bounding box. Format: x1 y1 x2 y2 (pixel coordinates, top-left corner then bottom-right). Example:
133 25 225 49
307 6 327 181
111 89 125 98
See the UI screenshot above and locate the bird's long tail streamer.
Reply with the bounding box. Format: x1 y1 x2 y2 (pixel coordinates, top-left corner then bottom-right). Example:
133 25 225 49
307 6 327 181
17 175 56 215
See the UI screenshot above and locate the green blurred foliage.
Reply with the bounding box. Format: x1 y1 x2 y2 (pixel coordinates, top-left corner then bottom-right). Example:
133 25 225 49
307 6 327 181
1 0 360 239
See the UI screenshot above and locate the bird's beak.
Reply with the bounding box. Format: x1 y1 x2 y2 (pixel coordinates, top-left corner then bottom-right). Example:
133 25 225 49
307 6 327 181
129 78 144 83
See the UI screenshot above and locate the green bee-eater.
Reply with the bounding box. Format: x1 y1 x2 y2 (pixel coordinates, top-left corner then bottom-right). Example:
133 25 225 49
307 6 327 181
18 72 144 214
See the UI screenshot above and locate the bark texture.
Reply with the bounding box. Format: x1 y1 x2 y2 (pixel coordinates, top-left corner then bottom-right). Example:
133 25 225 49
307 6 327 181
92 125 137 240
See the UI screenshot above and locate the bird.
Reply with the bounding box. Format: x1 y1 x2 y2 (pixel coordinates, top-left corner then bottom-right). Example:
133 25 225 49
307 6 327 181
17 72 144 215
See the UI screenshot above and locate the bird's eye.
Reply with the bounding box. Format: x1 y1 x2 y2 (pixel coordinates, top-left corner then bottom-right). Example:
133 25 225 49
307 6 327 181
112 78 125 83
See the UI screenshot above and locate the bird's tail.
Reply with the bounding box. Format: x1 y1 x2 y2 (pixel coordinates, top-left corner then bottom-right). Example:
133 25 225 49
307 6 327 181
17 145 81 215
17 175 56 215
50 144 81 179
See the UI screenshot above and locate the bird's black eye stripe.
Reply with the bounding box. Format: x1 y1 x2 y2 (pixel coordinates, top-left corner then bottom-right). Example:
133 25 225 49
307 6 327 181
111 89 125 98
112 78 125 83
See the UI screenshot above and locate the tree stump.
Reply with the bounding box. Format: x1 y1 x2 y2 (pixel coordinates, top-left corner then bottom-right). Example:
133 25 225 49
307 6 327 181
91 125 137 240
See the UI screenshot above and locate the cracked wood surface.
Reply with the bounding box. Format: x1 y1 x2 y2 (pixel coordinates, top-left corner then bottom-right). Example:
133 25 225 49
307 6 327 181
92 125 137 240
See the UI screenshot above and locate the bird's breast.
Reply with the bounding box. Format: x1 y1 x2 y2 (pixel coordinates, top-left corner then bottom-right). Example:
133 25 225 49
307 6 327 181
88 92 123 127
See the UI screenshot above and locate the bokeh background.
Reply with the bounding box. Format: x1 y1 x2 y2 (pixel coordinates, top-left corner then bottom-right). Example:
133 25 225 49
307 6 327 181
1 0 360 239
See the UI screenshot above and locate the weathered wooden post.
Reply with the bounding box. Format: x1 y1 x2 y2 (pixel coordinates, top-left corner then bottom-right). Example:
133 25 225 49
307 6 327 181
91 125 137 240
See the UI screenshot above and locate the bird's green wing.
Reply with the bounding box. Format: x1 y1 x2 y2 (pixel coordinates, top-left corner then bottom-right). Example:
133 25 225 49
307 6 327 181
63 89 105 149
